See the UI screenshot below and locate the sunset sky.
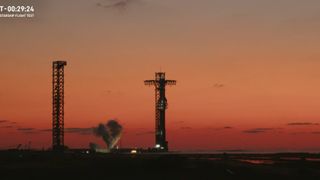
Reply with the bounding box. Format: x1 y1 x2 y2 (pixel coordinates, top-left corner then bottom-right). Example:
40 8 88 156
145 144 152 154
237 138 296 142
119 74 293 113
1 0 320 151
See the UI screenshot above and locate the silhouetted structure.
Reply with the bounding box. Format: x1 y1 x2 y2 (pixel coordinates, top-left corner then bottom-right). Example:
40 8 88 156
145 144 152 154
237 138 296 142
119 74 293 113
52 61 67 151
145 72 176 151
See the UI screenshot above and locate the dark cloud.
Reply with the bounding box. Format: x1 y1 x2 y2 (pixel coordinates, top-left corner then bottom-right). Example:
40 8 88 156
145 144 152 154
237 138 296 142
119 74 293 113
38 129 51 132
291 132 307 135
65 128 93 135
212 83 225 88
0 120 18 126
17 128 35 131
287 122 319 126
216 149 247 153
22 131 40 134
208 126 234 131
173 121 185 124
243 128 274 134
291 131 320 135
32 127 94 135
180 126 192 130
101 90 124 97
17 128 38 134
1 126 13 128
97 0 137 10
135 131 154 136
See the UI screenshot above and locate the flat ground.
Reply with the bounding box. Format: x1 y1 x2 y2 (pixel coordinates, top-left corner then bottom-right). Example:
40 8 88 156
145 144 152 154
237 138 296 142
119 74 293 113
0 151 320 180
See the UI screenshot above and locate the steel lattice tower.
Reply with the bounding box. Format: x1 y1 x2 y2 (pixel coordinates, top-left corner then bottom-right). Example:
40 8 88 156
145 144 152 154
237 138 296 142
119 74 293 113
52 61 67 151
145 72 176 151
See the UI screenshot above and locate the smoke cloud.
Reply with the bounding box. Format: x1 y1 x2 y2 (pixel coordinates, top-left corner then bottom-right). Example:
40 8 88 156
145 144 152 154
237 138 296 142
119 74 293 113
93 120 123 150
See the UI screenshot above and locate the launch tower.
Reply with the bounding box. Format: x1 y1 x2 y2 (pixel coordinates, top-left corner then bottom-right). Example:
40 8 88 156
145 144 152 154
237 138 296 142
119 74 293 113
145 72 176 151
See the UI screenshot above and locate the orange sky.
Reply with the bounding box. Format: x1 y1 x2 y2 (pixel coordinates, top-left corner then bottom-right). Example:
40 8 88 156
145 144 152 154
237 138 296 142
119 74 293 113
1 0 320 151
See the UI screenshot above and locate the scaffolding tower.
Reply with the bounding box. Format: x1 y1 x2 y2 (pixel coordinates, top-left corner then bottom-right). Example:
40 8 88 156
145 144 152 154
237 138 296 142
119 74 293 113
52 61 67 151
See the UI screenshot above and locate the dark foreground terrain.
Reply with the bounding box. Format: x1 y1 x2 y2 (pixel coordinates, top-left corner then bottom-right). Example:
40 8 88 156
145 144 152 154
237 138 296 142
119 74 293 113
0 150 320 180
